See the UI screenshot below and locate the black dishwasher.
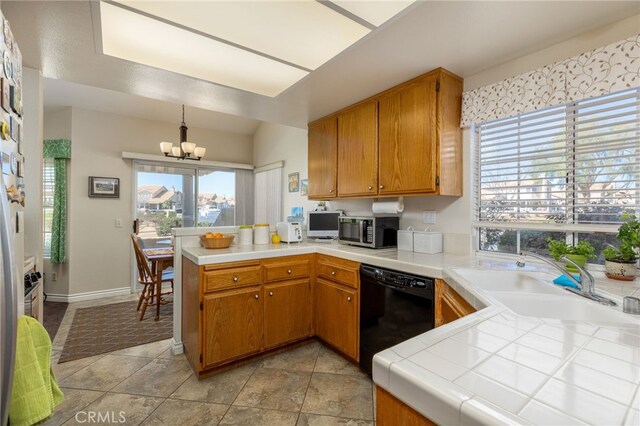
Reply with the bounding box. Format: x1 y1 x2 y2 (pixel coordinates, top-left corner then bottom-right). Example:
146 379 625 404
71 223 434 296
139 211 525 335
359 264 435 376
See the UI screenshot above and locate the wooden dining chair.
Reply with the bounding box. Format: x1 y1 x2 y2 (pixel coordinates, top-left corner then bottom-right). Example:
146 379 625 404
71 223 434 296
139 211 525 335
130 233 174 320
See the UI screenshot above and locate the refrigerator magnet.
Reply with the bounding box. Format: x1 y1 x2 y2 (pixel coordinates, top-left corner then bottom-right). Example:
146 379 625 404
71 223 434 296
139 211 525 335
3 51 10 79
9 152 16 175
1 121 9 140
1 78 9 112
1 151 10 175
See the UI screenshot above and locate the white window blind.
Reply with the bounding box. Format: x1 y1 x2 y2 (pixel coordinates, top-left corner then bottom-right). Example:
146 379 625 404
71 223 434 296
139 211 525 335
42 158 55 258
254 165 282 227
477 88 640 233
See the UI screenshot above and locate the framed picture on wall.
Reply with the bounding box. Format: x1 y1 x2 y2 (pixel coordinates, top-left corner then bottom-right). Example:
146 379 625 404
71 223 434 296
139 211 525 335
288 172 299 193
89 176 120 198
300 179 308 196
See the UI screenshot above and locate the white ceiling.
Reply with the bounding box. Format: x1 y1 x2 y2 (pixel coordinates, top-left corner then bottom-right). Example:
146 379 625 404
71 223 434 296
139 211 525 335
4 1 640 130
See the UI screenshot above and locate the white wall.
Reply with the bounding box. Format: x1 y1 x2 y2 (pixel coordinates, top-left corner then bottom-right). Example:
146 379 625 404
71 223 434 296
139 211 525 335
22 67 44 273
43 107 254 298
253 122 317 221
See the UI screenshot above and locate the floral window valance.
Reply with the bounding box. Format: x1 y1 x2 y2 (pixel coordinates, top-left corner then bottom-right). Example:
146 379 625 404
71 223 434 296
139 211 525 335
461 34 640 128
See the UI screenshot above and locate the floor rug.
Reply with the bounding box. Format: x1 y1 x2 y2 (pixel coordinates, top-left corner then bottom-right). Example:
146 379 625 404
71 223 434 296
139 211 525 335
58 300 172 363
43 301 69 341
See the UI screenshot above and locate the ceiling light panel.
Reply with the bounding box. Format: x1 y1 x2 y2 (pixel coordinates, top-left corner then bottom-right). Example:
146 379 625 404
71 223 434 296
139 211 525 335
99 2 308 97
113 0 371 70
330 0 415 27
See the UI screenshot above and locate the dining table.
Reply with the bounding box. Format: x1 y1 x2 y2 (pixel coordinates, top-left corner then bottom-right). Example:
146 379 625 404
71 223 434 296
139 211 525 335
142 247 174 321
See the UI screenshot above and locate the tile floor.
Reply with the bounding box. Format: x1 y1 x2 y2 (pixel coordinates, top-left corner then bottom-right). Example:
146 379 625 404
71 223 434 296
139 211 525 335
46 295 375 425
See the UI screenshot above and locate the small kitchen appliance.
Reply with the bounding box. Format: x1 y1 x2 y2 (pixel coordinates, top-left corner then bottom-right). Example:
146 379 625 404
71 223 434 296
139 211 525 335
276 222 303 243
338 216 399 248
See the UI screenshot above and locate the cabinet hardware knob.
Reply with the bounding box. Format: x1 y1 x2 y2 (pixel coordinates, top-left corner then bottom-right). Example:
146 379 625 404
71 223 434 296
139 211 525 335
368 185 373 190
329 189 334 193
269 291 273 297
347 296 352 302
255 294 259 299
379 185 384 189
233 276 238 282
331 271 336 276
287 269 292 274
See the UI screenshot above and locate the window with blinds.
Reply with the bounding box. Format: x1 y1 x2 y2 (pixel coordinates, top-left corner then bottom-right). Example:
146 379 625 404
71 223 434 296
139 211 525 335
43 158 55 258
476 88 640 261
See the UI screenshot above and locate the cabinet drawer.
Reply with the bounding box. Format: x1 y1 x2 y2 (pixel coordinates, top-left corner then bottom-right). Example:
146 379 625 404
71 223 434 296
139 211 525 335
263 260 310 283
204 266 261 292
317 257 359 289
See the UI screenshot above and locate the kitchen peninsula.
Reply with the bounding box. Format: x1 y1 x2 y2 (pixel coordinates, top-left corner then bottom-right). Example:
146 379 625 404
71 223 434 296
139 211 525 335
176 236 640 426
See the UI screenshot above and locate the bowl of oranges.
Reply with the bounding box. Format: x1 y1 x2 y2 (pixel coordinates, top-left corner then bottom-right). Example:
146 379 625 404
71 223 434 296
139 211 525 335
200 232 235 249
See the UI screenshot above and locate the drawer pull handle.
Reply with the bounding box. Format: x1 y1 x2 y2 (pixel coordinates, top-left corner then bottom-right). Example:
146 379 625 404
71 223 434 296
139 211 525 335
233 276 238 282
347 296 352 302
329 189 334 193
331 271 336 276
255 294 259 300
379 184 384 189
269 291 273 297
287 269 292 274
368 185 373 190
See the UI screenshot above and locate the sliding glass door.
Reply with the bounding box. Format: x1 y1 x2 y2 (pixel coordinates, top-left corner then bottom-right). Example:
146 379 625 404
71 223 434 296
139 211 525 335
135 163 196 238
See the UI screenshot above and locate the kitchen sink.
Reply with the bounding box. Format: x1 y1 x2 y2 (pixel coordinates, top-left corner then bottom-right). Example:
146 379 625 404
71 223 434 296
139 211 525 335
450 269 563 295
486 292 640 326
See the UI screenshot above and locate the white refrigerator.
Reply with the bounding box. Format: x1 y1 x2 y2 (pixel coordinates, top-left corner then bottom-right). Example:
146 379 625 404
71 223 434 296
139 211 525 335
0 10 26 426
1 174 20 425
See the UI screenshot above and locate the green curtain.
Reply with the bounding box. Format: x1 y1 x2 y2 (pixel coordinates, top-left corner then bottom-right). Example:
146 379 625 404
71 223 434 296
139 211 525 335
43 139 71 264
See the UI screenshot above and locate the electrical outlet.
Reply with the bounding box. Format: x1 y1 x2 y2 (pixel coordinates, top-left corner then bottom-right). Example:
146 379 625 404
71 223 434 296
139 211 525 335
422 210 436 224
51 272 57 282
115 219 123 228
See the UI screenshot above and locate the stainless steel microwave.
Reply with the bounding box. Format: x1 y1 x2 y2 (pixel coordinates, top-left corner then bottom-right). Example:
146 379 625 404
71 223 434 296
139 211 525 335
338 216 399 249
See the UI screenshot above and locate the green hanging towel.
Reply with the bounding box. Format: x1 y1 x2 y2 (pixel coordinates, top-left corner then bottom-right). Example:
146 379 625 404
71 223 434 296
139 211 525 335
9 316 64 426
43 139 71 264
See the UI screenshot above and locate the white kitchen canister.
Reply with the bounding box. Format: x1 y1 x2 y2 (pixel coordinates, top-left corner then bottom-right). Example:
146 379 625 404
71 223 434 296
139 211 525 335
238 225 253 246
254 224 270 245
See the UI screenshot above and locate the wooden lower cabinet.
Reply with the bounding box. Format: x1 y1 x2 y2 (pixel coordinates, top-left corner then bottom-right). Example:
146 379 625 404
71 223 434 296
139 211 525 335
315 278 358 360
264 279 312 349
202 285 263 368
376 387 436 426
435 279 476 327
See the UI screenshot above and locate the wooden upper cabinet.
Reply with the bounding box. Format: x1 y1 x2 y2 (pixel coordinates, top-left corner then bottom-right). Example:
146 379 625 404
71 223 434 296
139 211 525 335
337 100 378 197
308 117 338 199
378 76 438 195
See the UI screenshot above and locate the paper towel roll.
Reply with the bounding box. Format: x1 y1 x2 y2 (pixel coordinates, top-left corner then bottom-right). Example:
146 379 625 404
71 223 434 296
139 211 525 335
372 198 404 214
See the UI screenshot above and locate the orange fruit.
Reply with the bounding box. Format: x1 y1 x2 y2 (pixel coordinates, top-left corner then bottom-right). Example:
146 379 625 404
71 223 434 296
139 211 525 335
205 232 215 238
214 233 224 239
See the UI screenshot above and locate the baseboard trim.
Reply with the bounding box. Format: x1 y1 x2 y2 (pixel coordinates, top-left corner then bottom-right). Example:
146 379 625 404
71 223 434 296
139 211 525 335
46 287 132 303
171 338 184 355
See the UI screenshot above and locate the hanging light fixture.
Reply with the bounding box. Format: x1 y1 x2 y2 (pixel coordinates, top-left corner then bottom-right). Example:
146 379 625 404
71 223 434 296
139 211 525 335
159 105 206 161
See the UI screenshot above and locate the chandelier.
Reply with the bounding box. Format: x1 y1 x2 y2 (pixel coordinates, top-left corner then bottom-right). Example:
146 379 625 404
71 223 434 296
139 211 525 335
159 105 205 161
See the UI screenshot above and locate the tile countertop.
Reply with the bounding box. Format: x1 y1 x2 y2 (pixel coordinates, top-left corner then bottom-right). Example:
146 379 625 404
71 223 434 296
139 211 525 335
181 242 640 425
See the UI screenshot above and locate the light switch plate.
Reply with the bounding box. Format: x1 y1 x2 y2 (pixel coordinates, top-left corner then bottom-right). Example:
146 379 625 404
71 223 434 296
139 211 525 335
422 210 436 224
115 218 123 228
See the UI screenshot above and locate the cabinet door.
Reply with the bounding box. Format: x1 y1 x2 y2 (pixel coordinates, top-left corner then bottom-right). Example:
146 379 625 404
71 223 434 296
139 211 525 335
435 279 475 327
378 76 438 195
202 286 263 368
308 117 338 199
337 101 378 197
264 279 311 349
315 278 358 360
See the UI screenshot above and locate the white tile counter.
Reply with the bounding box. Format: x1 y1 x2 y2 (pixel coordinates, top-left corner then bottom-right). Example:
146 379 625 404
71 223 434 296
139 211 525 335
178 237 640 426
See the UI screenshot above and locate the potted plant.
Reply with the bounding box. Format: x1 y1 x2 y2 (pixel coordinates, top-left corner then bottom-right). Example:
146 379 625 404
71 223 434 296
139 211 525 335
603 215 640 281
546 238 596 273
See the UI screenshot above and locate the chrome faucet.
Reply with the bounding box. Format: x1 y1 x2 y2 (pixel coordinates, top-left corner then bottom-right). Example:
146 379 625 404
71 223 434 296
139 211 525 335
517 251 617 306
